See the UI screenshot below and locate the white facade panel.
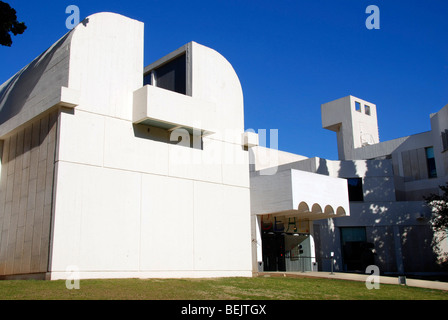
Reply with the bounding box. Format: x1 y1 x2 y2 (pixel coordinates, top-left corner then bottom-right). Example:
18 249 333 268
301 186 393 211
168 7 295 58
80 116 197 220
103 116 169 175
193 181 252 272
168 140 222 184
139 174 195 272
50 161 141 273
57 110 104 167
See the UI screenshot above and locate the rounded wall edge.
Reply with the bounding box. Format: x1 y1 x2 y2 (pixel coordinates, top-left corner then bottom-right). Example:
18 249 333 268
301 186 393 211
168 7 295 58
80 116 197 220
68 12 144 120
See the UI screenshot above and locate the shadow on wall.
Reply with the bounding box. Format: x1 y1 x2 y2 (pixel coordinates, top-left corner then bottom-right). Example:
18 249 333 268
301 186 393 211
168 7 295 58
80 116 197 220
317 157 329 176
0 32 72 125
314 158 448 276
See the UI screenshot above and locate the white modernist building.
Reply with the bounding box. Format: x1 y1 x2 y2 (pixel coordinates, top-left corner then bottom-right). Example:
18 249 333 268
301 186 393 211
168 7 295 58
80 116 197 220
250 96 448 277
1 12 446 281
0 12 252 280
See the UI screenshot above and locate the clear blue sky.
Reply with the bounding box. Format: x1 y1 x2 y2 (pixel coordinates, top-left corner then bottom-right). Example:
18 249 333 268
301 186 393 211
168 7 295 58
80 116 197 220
2 0 448 160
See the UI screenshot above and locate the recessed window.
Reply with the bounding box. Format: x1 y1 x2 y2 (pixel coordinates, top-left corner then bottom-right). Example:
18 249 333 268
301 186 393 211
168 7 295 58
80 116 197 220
144 53 187 95
441 130 448 152
364 105 371 116
425 147 437 178
340 227 366 244
355 101 361 112
340 227 371 272
347 178 364 201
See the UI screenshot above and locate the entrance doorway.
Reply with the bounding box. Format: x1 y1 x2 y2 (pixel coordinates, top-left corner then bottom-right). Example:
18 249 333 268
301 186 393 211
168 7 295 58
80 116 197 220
340 227 375 272
261 232 285 271
261 232 311 272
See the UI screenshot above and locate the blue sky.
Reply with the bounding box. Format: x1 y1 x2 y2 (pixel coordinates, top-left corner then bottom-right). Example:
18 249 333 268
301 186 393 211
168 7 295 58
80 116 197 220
2 0 448 160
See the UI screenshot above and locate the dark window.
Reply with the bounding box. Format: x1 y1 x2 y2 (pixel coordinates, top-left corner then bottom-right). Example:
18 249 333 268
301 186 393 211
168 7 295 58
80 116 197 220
364 105 371 115
425 147 437 178
441 130 448 152
347 178 364 201
340 227 374 272
341 227 366 243
143 72 152 86
153 53 186 95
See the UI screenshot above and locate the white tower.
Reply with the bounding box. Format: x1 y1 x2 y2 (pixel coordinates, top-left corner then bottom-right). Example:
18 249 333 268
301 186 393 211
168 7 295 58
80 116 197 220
321 95 379 160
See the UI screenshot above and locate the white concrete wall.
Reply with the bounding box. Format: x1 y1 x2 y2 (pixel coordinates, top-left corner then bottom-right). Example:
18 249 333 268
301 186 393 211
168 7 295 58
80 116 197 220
249 145 308 173
48 13 252 279
321 96 352 160
191 42 244 142
351 126 441 200
250 170 294 215
290 169 349 216
271 156 396 203
314 200 435 273
68 12 144 120
321 95 379 160
349 96 379 148
334 97 448 202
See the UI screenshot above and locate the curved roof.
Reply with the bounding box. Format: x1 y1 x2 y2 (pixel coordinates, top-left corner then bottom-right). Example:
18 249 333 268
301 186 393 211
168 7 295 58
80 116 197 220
0 12 144 138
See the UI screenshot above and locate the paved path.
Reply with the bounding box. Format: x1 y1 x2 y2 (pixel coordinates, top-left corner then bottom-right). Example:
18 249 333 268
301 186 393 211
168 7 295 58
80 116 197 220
257 271 448 291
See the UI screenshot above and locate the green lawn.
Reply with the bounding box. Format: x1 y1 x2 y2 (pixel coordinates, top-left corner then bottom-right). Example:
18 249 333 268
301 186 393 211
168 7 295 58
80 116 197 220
0 275 447 300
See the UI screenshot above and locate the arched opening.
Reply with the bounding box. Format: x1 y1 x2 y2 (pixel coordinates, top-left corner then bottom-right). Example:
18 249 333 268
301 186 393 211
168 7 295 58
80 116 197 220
298 201 310 213
311 203 322 214
336 206 346 216
324 205 334 215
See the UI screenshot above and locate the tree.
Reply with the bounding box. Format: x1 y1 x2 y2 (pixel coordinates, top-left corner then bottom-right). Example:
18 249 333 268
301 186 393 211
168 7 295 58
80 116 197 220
0 1 27 47
425 183 448 238
424 183 448 267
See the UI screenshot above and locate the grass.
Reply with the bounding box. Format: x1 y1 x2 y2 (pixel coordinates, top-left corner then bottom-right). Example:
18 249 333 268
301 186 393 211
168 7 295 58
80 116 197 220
0 275 447 300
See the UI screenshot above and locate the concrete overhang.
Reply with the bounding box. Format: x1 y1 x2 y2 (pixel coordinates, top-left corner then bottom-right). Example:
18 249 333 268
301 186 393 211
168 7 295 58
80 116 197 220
242 131 259 148
132 85 215 137
56 86 80 108
251 169 350 221
0 86 79 138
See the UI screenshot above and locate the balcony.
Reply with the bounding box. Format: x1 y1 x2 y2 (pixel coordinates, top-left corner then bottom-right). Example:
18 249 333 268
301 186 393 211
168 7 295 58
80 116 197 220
133 85 215 136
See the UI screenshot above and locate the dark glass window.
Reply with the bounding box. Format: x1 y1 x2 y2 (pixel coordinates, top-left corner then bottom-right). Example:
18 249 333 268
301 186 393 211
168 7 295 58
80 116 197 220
441 130 448 152
364 105 371 115
340 227 373 272
425 147 437 178
347 178 363 201
143 73 152 86
341 227 366 243
153 53 186 95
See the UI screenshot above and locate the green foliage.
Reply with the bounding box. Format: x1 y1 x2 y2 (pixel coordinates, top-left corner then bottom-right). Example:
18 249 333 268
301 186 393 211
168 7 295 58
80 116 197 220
424 183 448 242
0 1 27 47
424 183 448 268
